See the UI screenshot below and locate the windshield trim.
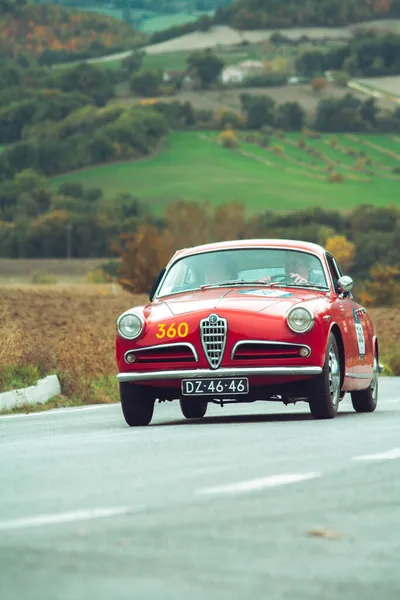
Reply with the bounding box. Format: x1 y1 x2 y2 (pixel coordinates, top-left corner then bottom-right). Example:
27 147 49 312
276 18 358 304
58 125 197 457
155 246 331 300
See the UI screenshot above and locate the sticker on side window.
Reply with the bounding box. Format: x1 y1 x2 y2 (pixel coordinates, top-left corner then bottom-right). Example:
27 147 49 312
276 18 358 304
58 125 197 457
353 309 365 359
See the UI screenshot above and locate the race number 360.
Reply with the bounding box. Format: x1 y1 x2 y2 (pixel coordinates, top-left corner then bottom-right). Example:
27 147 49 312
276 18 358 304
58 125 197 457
156 322 189 339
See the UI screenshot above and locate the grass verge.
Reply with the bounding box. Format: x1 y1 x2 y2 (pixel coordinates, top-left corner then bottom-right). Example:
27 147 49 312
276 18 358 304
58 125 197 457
0 374 119 415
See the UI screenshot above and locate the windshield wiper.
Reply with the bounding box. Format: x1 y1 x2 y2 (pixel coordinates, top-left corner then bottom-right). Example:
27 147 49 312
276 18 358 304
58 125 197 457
200 279 277 290
278 282 329 290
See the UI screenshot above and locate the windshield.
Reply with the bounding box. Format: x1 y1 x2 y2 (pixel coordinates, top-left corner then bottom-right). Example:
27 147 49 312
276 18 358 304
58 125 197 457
157 248 328 297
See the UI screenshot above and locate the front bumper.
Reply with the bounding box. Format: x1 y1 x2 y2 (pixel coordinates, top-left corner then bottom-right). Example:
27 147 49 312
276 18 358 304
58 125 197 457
117 366 322 383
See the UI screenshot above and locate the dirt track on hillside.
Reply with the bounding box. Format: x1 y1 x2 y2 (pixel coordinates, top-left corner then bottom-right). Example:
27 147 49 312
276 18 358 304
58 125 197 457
145 20 400 55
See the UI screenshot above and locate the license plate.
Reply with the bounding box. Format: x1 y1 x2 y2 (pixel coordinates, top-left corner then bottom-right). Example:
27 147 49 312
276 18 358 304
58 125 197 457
181 378 249 396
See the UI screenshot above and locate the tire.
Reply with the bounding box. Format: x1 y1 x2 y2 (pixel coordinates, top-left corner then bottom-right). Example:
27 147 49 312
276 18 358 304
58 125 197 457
308 334 341 420
351 351 379 413
179 398 208 419
119 383 155 426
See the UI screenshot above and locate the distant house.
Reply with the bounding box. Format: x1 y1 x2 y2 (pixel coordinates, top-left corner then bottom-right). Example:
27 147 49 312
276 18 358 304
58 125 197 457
221 60 265 84
238 60 264 70
222 67 246 84
163 69 187 83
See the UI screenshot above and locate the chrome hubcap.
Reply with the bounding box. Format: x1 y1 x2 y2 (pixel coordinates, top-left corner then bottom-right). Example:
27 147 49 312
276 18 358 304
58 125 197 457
328 345 340 407
371 355 379 403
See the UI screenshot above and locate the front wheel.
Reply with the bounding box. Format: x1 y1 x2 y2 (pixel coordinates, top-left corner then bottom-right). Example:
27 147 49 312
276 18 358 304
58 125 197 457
351 352 379 413
308 334 341 420
119 383 155 426
179 398 208 419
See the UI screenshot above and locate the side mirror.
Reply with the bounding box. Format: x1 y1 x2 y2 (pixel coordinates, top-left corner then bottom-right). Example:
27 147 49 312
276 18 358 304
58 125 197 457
149 267 166 302
337 275 353 296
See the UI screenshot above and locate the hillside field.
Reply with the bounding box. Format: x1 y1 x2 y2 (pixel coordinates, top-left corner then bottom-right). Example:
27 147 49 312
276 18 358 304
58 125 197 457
50 131 400 214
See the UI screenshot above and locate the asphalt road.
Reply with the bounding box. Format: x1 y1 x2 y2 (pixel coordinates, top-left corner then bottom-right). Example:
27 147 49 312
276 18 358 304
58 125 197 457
1 378 399 600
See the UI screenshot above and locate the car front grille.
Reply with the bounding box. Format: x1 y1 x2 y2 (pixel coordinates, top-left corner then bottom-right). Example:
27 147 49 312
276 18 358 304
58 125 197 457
129 344 197 364
200 314 227 369
232 342 305 361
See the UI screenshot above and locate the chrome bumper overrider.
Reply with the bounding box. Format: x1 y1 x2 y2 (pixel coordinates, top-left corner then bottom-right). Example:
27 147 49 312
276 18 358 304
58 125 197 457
117 366 323 383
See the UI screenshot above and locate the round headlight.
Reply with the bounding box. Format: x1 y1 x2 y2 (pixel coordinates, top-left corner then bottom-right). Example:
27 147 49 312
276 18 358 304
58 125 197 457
117 313 143 340
287 307 314 333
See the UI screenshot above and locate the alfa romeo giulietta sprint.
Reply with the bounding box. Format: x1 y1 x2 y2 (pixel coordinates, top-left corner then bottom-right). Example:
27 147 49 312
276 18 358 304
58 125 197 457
116 239 382 426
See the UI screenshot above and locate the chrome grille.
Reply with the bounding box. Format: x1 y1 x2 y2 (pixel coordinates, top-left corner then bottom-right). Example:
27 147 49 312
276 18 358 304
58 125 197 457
200 314 227 369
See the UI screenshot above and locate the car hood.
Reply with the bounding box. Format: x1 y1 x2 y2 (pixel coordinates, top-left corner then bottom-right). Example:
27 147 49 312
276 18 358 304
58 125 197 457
151 287 324 318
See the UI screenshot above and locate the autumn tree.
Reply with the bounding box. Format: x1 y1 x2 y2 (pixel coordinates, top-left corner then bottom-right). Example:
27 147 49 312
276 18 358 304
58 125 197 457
219 129 239 148
361 264 400 307
116 201 248 293
325 235 356 272
116 225 173 294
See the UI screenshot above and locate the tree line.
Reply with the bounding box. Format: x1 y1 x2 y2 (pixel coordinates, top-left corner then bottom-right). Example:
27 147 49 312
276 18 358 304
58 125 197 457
214 0 400 29
148 0 400 43
115 201 400 308
0 1 145 64
1 183 399 306
296 30 400 78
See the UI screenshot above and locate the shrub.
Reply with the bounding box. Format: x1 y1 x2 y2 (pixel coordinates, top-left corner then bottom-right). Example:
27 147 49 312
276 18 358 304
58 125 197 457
310 77 327 92
361 264 400 307
219 129 239 149
330 135 339 147
297 137 306 148
354 158 366 171
217 109 244 130
271 145 285 157
327 172 345 183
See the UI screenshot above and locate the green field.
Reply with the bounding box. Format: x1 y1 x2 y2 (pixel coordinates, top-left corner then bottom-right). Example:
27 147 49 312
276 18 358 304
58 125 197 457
54 40 302 72
54 3 210 32
140 11 212 33
50 132 400 214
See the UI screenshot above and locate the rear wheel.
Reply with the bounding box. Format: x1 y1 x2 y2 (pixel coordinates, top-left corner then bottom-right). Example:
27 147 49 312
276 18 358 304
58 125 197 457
179 398 208 419
308 334 341 420
119 383 155 426
351 351 379 413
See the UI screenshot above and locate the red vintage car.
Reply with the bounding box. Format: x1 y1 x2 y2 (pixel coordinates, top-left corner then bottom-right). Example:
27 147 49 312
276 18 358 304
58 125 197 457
116 239 383 426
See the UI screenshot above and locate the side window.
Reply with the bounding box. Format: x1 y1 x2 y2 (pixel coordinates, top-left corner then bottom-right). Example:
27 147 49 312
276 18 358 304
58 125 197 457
326 254 341 293
332 258 343 277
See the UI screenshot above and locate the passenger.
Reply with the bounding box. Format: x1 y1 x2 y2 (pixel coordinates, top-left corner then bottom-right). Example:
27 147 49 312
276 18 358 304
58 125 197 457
203 253 236 285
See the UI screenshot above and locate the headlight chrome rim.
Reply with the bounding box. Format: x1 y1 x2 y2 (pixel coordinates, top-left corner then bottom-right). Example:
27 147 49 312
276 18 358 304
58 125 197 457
286 306 314 334
117 312 144 340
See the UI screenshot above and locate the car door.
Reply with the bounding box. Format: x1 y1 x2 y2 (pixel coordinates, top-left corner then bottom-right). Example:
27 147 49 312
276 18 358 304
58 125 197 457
325 254 360 377
326 254 373 380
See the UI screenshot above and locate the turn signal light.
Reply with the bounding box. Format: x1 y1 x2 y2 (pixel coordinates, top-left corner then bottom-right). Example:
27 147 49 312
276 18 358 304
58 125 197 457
299 347 311 358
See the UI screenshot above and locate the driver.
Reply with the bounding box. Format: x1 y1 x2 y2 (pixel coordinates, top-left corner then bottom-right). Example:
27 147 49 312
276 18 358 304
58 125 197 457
258 252 322 285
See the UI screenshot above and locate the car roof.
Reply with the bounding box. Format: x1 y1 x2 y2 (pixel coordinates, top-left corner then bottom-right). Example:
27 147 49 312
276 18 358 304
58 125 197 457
168 239 327 265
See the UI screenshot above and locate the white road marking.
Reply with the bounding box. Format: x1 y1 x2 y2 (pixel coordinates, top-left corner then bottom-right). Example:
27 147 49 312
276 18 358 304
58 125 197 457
196 472 321 496
352 448 400 461
0 404 116 420
0 507 131 531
